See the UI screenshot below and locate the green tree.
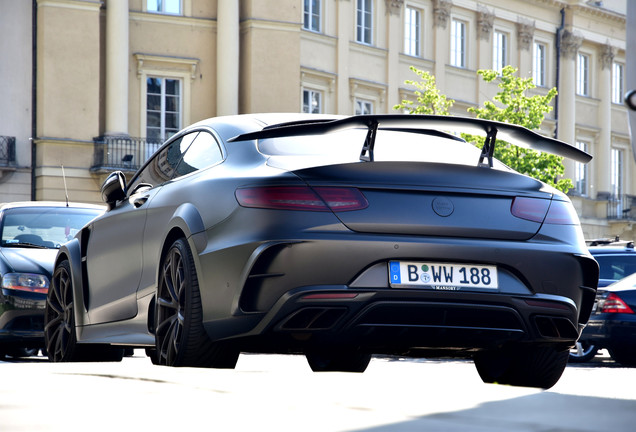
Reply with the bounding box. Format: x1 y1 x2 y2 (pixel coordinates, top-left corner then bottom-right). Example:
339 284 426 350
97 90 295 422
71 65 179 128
395 65 573 193
394 66 454 115
467 66 571 193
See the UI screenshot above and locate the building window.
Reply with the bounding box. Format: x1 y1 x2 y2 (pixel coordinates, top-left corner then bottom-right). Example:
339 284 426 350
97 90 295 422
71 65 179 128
612 62 624 104
146 77 181 143
450 19 466 68
611 147 624 215
147 0 181 14
574 141 588 195
355 98 373 115
302 89 322 113
404 6 421 56
493 31 508 72
576 53 590 96
356 0 373 45
533 42 546 87
303 0 321 32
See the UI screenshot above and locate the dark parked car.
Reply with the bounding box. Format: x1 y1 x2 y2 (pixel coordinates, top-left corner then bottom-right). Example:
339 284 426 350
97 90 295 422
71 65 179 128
578 272 636 366
44 114 598 389
569 244 636 362
0 202 104 359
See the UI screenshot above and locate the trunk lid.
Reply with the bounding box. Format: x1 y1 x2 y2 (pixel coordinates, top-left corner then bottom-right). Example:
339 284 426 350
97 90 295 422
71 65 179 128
292 161 552 240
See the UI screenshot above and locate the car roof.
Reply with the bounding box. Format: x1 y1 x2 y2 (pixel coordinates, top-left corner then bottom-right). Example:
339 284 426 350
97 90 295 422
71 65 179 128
0 201 105 211
589 246 636 255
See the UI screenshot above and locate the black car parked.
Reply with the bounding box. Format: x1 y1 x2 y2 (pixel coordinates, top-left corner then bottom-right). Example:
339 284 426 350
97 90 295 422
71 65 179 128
0 202 103 359
579 272 636 366
569 243 636 363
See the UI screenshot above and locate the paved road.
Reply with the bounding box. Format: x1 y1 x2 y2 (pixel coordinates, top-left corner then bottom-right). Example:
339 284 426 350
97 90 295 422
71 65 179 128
1 351 634 432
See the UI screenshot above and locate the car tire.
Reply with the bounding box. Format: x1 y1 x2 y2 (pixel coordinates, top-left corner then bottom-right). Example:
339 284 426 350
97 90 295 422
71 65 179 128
473 345 569 389
608 346 636 367
306 350 372 373
45 259 124 363
568 341 599 363
155 238 239 368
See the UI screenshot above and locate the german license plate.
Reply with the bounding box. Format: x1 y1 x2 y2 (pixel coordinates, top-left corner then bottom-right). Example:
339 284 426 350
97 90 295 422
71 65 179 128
389 261 498 290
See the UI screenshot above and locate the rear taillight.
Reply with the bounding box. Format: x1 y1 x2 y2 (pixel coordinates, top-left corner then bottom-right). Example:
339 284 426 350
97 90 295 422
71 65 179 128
600 292 635 314
511 197 550 222
235 186 368 212
511 197 579 225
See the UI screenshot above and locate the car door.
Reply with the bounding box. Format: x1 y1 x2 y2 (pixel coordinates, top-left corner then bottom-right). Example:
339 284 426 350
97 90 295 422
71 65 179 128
85 132 199 324
135 130 225 298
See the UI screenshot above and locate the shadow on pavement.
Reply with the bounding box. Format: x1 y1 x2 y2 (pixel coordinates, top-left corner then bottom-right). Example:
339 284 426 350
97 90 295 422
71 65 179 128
349 392 636 432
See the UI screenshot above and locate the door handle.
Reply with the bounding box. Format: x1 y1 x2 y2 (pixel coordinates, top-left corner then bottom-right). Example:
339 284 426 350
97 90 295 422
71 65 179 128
133 196 149 208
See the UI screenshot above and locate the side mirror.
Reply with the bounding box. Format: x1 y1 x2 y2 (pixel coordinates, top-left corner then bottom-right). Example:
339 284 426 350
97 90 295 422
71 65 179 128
625 89 636 111
101 171 126 210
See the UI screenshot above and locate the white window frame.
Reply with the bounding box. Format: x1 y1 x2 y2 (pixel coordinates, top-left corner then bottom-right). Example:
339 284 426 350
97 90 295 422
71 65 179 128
356 0 373 45
354 98 374 115
533 42 546 87
493 30 508 72
574 141 588 195
146 77 182 145
450 19 467 68
404 6 421 57
611 147 624 215
577 53 590 96
146 0 182 15
612 62 624 104
302 89 323 114
303 0 322 32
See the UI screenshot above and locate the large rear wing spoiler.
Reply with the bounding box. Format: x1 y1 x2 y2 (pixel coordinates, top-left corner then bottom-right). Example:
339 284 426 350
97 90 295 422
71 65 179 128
228 114 592 167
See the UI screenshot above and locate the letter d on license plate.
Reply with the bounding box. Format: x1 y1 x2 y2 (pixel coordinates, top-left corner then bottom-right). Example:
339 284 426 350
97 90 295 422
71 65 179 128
389 261 498 290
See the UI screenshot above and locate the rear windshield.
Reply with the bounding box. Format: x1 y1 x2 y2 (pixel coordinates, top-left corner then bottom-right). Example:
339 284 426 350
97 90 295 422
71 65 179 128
258 129 507 168
595 254 636 281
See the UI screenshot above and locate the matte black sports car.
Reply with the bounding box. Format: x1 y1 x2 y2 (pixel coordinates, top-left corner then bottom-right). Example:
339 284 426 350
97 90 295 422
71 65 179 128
578 272 636 366
45 114 598 388
0 202 104 358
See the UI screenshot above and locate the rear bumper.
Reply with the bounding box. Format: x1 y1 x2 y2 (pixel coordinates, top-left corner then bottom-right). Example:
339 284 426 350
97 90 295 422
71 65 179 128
579 314 636 349
196 221 597 354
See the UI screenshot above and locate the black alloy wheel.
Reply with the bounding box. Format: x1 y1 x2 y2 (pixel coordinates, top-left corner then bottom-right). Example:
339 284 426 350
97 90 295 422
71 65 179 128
473 345 570 389
155 238 239 368
44 260 123 363
44 260 81 362
306 350 372 373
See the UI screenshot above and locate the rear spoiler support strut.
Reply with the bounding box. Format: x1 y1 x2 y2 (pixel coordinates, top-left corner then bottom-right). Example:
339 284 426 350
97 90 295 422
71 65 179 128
478 128 498 168
359 120 379 162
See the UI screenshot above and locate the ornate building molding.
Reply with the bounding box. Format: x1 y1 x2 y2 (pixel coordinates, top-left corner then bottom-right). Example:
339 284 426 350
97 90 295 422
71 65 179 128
385 0 404 16
516 18 535 51
559 30 583 60
599 43 616 70
433 0 452 29
477 6 494 41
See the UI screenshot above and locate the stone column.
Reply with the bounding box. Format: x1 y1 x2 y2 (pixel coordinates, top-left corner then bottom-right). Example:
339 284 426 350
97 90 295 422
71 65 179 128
557 30 582 178
385 0 403 112
596 44 615 198
105 0 129 136
433 0 451 91
337 0 352 114
516 18 535 79
476 6 493 103
216 0 239 116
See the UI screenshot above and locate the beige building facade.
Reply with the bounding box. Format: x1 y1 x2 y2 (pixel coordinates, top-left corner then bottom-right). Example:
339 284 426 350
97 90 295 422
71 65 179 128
0 0 631 240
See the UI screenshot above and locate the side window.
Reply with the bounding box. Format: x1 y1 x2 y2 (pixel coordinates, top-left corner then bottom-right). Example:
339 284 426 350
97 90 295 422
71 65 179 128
128 132 198 193
175 132 223 176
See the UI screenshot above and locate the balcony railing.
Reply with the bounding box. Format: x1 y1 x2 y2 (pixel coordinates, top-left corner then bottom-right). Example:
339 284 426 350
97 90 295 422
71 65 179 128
0 135 16 166
607 195 635 220
91 136 163 172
